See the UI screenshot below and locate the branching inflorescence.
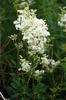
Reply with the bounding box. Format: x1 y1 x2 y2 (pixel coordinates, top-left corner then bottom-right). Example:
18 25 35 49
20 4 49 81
9 4 60 77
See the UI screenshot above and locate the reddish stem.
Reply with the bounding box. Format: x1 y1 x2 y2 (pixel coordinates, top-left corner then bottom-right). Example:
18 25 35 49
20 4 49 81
1 40 11 50
6 59 13 73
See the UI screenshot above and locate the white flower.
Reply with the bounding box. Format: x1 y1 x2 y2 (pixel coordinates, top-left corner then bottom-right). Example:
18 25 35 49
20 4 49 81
51 60 60 67
58 7 66 32
34 70 44 76
58 14 66 27
15 41 23 49
8 34 17 41
41 56 50 66
41 54 60 72
13 6 50 55
18 68 22 71
19 55 31 72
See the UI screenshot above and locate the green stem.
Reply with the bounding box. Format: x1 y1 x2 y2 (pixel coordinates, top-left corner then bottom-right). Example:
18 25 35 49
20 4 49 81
17 48 19 63
51 95 55 100
33 78 36 100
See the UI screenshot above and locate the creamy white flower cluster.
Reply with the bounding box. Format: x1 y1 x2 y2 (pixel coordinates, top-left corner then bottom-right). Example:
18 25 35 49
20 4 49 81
34 70 44 77
12 4 60 75
8 34 17 41
19 56 45 75
41 55 60 72
13 6 50 55
14 41 23 49
58 7 66 32
19 55 31 72
8 34 23 49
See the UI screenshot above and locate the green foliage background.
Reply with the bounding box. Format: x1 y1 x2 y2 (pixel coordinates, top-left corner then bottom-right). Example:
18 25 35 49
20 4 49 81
0 0 66 100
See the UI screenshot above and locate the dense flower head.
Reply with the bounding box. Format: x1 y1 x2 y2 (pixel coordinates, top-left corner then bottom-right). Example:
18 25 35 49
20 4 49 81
19 55 31 72
34 70 44 77
13 6 50 55
41 55 60 72
58 14 66 29
58 7 66 32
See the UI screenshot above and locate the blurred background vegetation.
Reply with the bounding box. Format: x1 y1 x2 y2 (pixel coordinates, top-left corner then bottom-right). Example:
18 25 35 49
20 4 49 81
0 0 66 100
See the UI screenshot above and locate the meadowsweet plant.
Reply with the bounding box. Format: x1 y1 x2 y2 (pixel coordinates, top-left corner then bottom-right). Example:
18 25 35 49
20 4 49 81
9 3 60 76
58 7 66 32
13 4 60 73
9 3 60 99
